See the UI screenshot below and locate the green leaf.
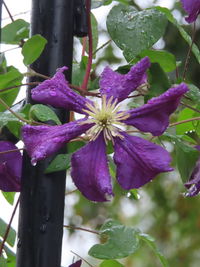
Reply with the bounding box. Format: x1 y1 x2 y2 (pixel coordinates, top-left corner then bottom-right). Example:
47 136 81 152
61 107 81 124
99 260 124 267
29 104 61 124
45 153 71 174
185 84 200 106
1 19 29 44
0 67 23 112
175 140 199 183
89 220 140 259
1 192 15 205
140 50 176 72
0 112 22 127
176 108 200 137
22 34 47 65
107 5 167 61
0 218 16 247
0 256 7 267
156 7 200 64
67 141 85 153
139 233 169 267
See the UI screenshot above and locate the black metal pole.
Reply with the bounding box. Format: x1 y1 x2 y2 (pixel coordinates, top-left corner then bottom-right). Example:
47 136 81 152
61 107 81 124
16 1 87 266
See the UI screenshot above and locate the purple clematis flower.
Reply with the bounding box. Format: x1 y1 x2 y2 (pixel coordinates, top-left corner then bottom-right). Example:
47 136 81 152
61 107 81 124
181 0 200 23
68 260 82 267
184 146 200 197
0 141 22 192
22 57 189 202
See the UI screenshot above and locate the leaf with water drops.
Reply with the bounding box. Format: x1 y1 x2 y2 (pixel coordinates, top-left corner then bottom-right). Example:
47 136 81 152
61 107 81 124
99 260 124 267
0 218 16 247
29 104 61 125
45 153 71 174
107 4 167 61
88 220 140 259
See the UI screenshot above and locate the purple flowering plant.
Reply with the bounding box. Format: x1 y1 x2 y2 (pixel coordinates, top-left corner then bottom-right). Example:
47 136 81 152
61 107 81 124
1 0 200 266
22 57 188 202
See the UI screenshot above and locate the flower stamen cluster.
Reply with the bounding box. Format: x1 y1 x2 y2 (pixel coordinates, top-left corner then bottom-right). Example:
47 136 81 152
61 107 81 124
82 95 129 143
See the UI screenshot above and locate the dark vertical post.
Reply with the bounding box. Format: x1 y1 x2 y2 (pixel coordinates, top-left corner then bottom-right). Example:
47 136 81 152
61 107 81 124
16 1 75 266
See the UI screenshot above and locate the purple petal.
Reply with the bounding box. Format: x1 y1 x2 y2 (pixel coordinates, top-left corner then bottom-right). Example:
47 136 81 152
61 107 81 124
113 133 173 190
0 141 22 192
68 260 82 267
31 67 92 114
184 147 200 197
22 119 92 165
181 0 200 23
124 83 189 136
99 57 150 103
71 133 113 202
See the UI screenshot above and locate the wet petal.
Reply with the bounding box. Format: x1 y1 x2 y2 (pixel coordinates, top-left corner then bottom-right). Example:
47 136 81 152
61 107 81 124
22 119 92 165
32 67 92 114
181 0 200 23
184 147 200 197
99 57 150 103
0 141 22 192
124 83 189 136
71 133 113 202
68 260 82 267
114 133 172 190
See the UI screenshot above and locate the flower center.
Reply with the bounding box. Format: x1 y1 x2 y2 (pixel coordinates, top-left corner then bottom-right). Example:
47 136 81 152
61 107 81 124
81 95 129 143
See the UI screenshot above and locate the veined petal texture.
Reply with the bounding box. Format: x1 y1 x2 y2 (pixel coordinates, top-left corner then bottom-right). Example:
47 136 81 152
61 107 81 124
99 57 150 103
114 133 172 190
31 67 92 114
71 133 113 202
124 83 188 136
22 119 92 165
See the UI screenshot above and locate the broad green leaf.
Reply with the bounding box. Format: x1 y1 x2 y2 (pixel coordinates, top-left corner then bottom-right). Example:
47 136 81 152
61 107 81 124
6 255 16 267
1 19 29 44
157 7 200 64
0 112 22 127
29 104 61 124
139 233 169 267
0 218 16 247
89 220 140 259
0 256 7 267
87 13 98 56
22 34 47 65
146 63 170 100
140 50 176 72
175 140 199 183
99 260 124 267
185 84 200 106
1 192 15 205
176 108 200 137
91 0 112 8
107 5 167 61
67 141 85 153
45 153 71 174
0 67 23 112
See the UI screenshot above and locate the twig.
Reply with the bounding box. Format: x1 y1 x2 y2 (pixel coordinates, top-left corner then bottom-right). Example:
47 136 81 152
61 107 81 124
183 22 196 80
3 1 14 22
180 102 200 114
93 39 111 55
0 82 40 93
0 195 20 256
169 116 200 127
0 148 24 155
2 46 20 53
63 225 99 235
70 251 95 267
81 0 93 91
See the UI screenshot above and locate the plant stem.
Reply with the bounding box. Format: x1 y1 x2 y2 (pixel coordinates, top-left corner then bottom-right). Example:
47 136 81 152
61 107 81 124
0 82 40 93
0 148 24 155
93 39 111 56
81 0 92 91
63 224 99 235
183 22 196 80
180 102 200 114
3 1 14 22
0 195 20 256
169 116 200 127
0 97 29 123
